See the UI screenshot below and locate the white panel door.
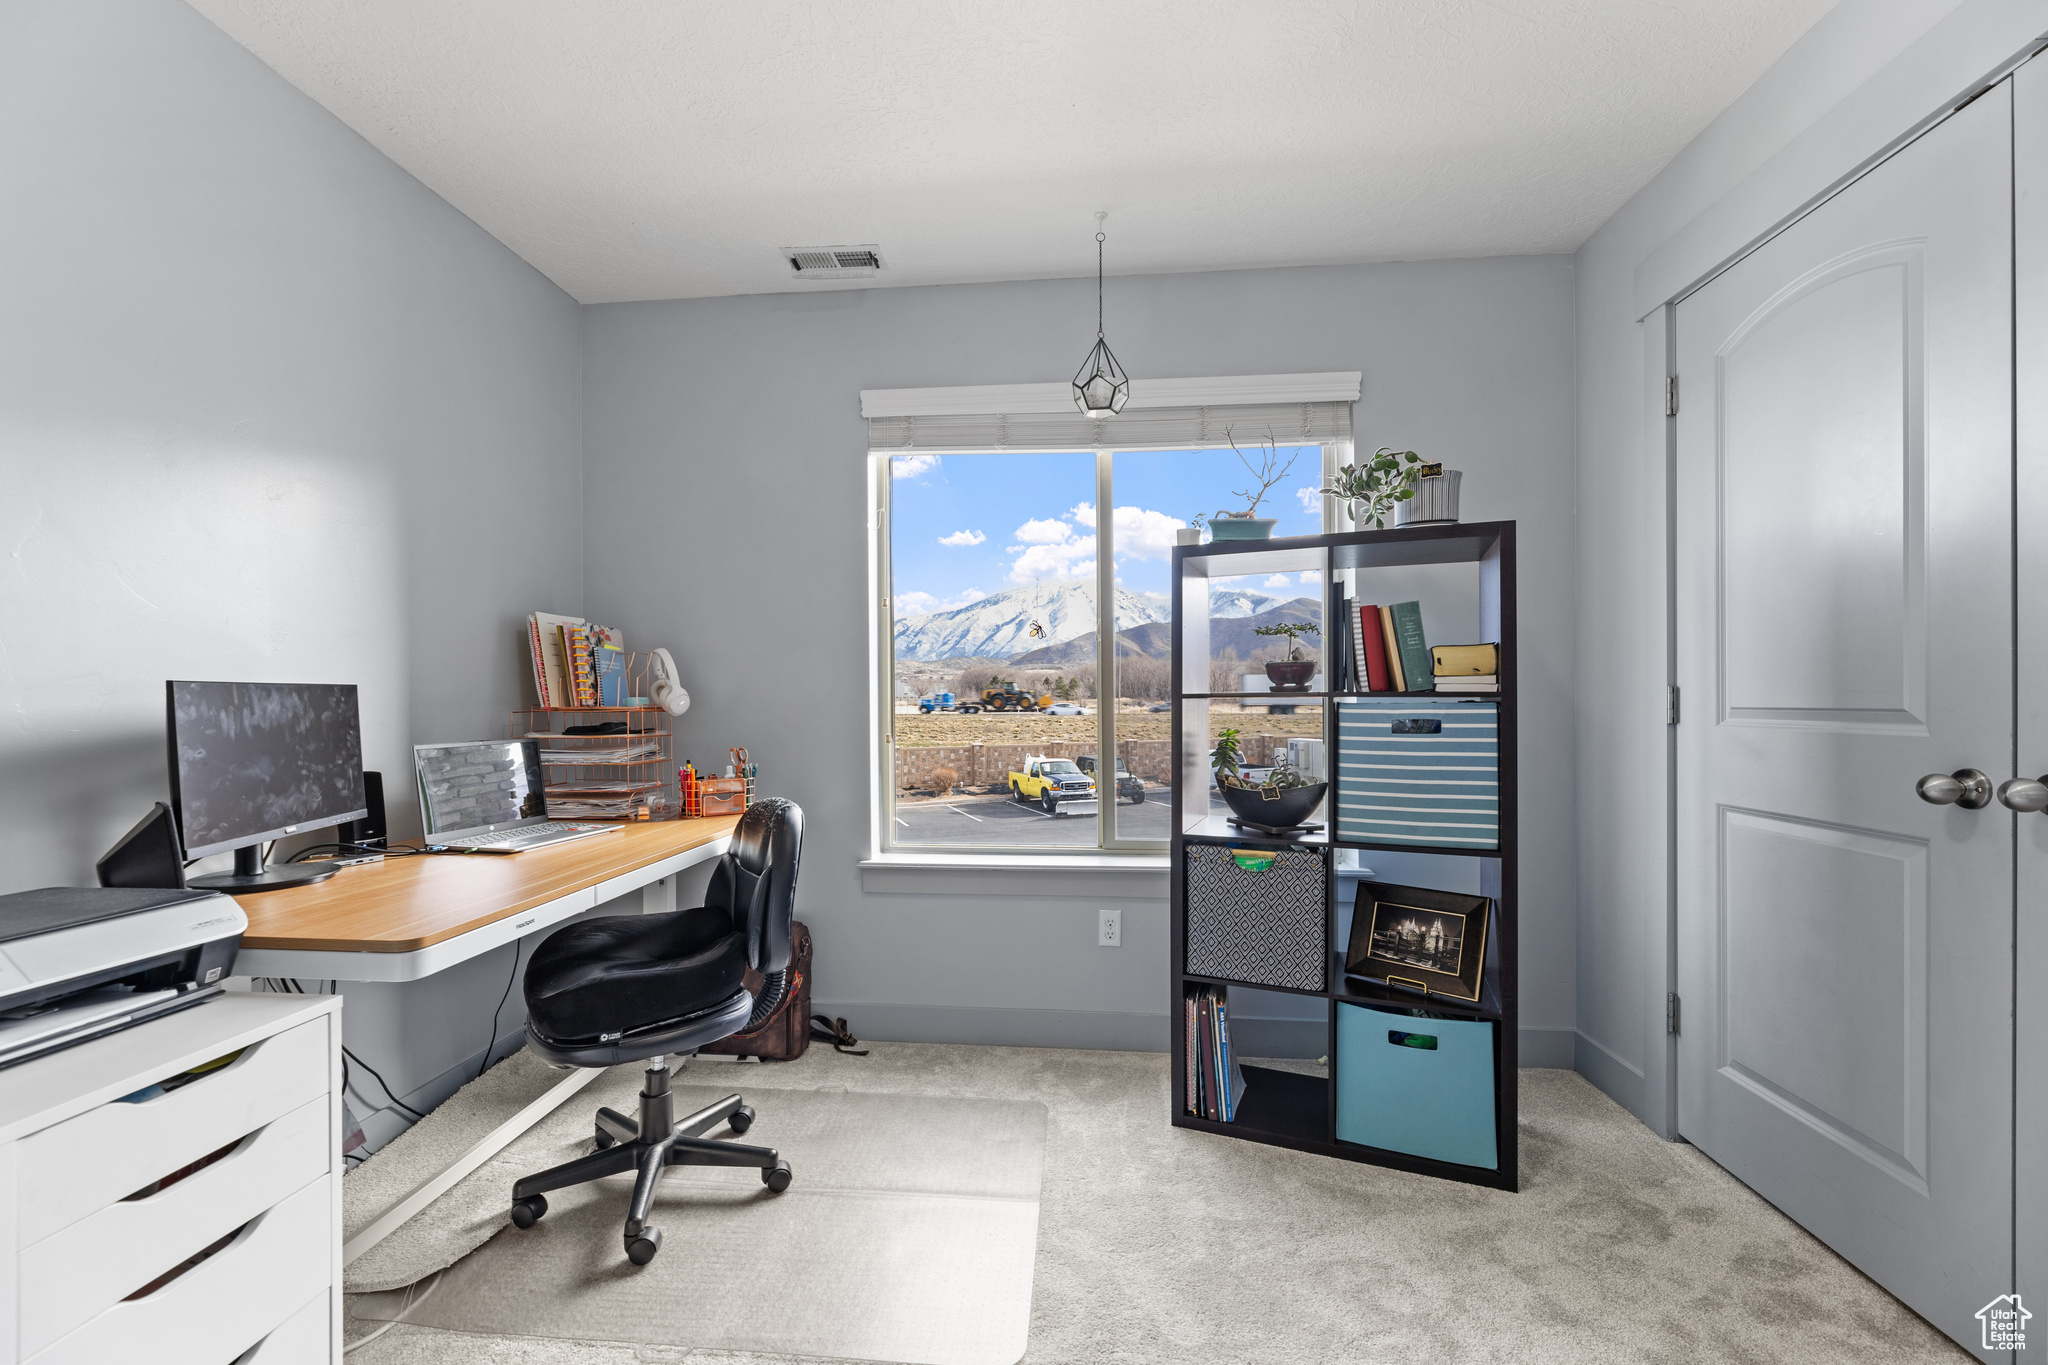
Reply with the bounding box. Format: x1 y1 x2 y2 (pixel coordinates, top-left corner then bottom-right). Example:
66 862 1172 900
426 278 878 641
2016 54 2048 1338
1675 83 2013 1358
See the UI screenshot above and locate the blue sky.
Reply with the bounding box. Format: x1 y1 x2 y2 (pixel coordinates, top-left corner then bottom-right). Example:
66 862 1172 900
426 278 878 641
889 443 1323 618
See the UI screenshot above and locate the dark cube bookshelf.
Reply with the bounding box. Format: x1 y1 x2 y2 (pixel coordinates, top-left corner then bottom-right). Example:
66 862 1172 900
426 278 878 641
1169 521 1518 1192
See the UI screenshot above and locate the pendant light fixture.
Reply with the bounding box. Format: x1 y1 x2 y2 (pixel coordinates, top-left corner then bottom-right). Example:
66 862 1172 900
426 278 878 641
1072 211 1130 417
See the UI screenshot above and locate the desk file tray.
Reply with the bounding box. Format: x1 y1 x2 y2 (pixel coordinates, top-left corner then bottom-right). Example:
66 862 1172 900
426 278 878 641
1183 843 1326 992
1335 698 1499 849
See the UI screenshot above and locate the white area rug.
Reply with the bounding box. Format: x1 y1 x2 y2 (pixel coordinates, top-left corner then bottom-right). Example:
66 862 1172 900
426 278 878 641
352 1084 1045 1365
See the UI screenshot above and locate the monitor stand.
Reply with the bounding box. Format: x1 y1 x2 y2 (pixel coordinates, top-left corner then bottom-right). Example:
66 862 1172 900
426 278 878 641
189 842 338 893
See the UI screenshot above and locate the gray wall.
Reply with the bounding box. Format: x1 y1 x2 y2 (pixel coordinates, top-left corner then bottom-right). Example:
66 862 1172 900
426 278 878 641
1569 0 2029 1130
581 257 1580 1062
0 0 583 1142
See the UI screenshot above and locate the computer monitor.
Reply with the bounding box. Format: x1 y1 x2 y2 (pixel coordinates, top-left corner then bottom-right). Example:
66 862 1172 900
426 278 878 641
167 680 368 892
414 740 546 838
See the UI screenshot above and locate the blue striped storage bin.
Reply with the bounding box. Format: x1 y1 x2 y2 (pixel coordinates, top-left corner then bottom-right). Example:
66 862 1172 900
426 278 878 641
1335 698 1499 849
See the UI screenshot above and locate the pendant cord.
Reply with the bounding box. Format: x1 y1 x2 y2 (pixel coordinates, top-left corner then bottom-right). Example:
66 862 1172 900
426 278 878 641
1096 231 1105 338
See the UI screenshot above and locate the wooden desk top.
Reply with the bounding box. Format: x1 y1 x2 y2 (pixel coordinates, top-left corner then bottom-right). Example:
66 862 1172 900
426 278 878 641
234 817 741 954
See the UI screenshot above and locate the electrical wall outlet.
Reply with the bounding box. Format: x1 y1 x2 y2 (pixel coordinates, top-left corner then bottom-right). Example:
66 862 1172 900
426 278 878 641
1098 908 1121 947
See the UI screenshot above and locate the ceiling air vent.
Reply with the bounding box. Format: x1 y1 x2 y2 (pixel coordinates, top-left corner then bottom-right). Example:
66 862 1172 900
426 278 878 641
784 245 884 279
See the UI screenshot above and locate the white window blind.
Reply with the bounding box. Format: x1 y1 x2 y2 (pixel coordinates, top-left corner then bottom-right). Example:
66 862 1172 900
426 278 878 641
861 373 1359 452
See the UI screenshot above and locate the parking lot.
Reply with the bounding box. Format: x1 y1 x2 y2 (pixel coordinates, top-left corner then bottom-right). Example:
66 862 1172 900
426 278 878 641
893 787 1173 845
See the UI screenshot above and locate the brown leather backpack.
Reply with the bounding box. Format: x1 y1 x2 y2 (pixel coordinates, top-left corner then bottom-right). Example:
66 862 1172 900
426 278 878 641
701 920 814 1060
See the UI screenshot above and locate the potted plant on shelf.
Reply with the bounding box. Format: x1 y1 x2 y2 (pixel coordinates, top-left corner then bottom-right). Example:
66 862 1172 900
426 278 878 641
1210 730 1328 834
1253 621 1319 692
1206 428 1301 541
1320 447 1428 529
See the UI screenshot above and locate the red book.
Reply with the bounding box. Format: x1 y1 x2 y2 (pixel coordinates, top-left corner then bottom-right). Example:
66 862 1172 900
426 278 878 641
1359 604 1394 692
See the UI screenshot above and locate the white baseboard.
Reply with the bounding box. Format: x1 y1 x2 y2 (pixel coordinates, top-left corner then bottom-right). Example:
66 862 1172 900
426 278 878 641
816 1001 1577 1067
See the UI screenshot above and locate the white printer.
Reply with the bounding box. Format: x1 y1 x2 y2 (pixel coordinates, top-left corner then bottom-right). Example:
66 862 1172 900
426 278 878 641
0 886 247 1068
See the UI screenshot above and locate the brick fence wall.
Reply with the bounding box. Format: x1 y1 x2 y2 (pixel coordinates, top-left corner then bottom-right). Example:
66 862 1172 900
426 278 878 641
895 733 1294 794
896 739 1174 793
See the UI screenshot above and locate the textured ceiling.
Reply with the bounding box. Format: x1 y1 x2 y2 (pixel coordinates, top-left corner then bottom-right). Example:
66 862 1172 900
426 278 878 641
187 0 1837 303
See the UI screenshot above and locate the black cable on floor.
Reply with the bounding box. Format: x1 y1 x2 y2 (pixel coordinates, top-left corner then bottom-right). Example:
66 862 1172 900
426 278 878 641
480 937 524 1082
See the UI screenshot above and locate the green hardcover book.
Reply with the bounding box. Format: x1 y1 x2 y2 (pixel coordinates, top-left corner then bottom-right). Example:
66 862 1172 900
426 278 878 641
1389 600 1433 693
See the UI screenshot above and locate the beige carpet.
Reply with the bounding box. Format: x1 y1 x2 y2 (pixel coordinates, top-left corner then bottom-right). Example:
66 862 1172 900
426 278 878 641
354 1086 1043 1365
345 1045 1969 1365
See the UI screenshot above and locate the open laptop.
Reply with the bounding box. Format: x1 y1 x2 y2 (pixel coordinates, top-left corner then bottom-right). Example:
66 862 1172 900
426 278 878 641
414 740 621 853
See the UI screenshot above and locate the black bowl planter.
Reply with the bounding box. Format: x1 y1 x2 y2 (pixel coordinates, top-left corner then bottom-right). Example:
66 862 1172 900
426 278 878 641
1219 780 1328 834
1264 659 1316 692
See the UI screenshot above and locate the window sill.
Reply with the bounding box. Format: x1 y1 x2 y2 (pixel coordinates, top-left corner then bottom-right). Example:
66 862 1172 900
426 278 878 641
859 851 1169 899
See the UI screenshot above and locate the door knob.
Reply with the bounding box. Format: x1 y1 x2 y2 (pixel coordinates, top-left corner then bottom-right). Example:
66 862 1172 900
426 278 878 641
1998 776 2048 813
1916 769 1993 809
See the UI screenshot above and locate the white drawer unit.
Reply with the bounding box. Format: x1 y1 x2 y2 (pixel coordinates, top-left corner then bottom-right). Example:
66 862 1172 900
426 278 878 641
0 993 341 1365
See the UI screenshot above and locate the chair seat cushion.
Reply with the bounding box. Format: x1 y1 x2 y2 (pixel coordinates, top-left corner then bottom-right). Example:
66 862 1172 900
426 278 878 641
524 906 749 1044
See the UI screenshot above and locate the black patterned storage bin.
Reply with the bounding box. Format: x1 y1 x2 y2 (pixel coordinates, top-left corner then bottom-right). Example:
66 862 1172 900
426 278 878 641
1183 843 1327 991
1335 698 1499 850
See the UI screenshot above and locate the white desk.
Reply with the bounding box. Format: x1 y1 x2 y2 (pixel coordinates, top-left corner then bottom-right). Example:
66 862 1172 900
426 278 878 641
226 818 740 1263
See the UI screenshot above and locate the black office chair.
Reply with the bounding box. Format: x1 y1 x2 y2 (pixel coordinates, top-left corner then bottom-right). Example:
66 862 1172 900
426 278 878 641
506 798 803 1265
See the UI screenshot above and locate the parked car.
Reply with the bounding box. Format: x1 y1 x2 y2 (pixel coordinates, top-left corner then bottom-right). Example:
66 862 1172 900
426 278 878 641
1075 754 1146 804
1007 757 1097 815
1044 702 1087 715
1146 702 1173 712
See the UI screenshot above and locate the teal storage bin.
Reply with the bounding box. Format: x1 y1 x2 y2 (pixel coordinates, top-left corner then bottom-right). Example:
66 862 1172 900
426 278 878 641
1335 1002 1497 1169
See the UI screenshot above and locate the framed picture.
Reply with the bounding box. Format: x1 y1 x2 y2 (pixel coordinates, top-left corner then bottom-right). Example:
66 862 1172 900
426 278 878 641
1344 881 1492 1003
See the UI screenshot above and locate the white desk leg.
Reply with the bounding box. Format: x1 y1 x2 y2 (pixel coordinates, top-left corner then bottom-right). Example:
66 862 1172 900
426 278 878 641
642 875 676 916
342 1066 603 1265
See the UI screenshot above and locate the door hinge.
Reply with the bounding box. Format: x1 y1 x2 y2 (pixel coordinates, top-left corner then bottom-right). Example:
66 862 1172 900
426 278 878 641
1667 685 1680 725
1667 992 1681 1035
1665 375 1679 417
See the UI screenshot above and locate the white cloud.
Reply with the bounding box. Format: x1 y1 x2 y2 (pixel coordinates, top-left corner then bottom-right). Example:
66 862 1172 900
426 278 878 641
1012 517 1072 545
1068 501 1097 529
891 453 940 481
1112 505 1188 560
1263 574 1294 590
1009 535 1096 582
937 529 985 546
894 587 986 619
1295 485 1323 515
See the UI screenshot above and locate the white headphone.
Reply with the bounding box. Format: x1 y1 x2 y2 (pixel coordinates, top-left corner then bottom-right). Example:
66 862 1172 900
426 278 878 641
650 648 691 717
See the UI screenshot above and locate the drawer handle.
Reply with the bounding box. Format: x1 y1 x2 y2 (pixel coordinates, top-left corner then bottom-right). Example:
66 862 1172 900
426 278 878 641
124 1215 256 1301
122 1132 247 1202
1388 1030 1438 1050
112 1044 253 1106
1384 974 1431 996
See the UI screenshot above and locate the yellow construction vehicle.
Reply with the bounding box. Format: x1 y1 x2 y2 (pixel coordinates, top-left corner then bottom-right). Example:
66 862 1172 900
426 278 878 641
978 680 1052 712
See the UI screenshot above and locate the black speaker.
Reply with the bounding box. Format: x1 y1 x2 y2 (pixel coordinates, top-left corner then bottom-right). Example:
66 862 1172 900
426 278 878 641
97 802 187 890
336 770 386 848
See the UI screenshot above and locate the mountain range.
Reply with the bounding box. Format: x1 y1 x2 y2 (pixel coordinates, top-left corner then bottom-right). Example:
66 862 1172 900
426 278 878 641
1006 597 1323 668
893 579 1306 662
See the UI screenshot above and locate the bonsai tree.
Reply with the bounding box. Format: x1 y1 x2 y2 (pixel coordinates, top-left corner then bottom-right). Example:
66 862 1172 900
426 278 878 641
1253 620 1320 661
1321 447 1428 528
1211 427 1301 521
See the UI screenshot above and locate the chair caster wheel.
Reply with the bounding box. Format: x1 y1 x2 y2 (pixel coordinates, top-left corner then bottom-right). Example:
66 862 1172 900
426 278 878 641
763 1159 793 1193
729 1104 756 1134
626 1228 662 1265
510 1195 547 1228
594 1126 615 1150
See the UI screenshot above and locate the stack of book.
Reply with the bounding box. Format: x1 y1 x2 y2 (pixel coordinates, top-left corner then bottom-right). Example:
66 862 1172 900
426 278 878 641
1345 599 1433 694
1431 643 1500 694
1184 985 1248 1122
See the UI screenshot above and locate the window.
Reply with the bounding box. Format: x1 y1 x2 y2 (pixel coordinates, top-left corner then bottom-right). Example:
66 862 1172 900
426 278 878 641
868 377 1357 857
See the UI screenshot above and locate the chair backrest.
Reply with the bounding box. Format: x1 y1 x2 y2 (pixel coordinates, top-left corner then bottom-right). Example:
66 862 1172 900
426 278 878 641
706 798 802 973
